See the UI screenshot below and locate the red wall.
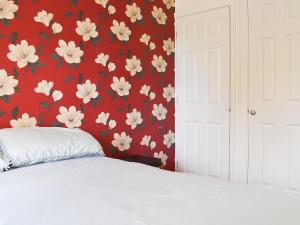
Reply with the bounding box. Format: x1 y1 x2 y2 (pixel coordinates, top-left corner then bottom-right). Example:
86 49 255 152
0 0 175 170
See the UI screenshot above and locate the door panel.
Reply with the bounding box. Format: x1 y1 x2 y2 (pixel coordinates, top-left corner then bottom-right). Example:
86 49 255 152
249 0 300 194
176 7 231 180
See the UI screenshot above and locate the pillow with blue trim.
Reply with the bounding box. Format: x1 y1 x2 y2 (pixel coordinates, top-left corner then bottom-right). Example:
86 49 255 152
0 127 104 170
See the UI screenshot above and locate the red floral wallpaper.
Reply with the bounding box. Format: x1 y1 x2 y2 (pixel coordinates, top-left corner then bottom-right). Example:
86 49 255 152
0 0 175 170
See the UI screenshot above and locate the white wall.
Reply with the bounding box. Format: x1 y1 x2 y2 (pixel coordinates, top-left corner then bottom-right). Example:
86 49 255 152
175 0 250 183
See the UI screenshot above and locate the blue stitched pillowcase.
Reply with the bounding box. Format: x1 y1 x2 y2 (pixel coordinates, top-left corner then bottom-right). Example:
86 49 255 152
0 127 104 170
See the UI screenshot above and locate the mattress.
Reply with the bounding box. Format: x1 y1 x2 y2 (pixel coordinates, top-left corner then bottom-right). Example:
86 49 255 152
0 157 299 225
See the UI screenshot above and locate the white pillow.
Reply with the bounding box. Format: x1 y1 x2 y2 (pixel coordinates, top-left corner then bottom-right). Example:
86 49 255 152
0 127 104 169
0 155 9 172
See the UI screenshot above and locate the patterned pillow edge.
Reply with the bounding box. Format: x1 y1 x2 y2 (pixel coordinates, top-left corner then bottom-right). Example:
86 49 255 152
0 139 12 172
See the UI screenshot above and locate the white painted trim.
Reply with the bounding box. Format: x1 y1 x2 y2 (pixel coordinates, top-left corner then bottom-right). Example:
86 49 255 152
175 0 250 183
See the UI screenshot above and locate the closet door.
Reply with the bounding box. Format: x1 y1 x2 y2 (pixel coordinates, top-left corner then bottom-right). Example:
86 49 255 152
176 7 231 179
248 0 300 194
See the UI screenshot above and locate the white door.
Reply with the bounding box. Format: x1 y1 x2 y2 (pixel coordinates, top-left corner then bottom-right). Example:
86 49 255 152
248 0 300 194
176 7 231 180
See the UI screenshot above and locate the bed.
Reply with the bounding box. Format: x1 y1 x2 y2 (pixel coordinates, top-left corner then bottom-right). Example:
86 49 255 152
1 157 300 225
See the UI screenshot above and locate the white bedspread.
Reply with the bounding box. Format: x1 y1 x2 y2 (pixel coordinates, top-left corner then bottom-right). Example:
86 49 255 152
0 157 299 225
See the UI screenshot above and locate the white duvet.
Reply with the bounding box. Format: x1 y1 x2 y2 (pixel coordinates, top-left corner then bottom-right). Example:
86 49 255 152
0 157 299 225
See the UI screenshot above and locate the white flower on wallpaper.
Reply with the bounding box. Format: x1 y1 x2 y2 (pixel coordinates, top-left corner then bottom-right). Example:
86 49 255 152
140 33 151 46
140 135 156 150
76 18 98 42
55 40 84 64
34 10 53 27
110 20 131 41
96 112 110 125
0 69 18 97
126 108 143 129
125 55 142 76
56 106 84 128
152 6 167 25
125 3 142 23
95 0 108 8
96 112 116 130
149 141 156 150
0 0 18 20
34 80 54 96
112 132 132 151
152 55 167 73
141 135 151 146
76 79 99 104
152 104 167 121
163 0 175 9
107 62 116 72
149 42 156 50
163 130 175 148
108 119 116 129
95 53 109 66
163 38 175 55
52 22 63 34
163 84 175 102
154 151 168 167
140 84 150 96
10 113 37 128
111 77 131 96
52 90 63 102
149 91 156 101
107 5 116 15
7 40 39 68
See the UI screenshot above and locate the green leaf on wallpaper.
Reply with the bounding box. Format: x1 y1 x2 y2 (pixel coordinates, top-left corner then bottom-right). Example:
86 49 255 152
52 122 62 127
127 104 132 113
36 42 43 55
28 63 37 74
64 11 73 17
13 68 19 78
40 102 50 109
109 146 118 155
56 60 64 68
150 115 156 125
38 113 44 126
71 0 77 5
78 73 84 84
51 53 60 61
98 71 107 78
0 95 10 103
100 130 108 137
80 104 84 113
91 96 102 107
91 36 101 47
78 10 84 20
117 106 123 113
64 75 74 83
11 106 19 119
39 32 50 40
28 61 44 74
117 50 123 57
126 50 131 58
98 12 107 19
1 19 10 27
11 32 18 44
107 32 116 43
0 112 5 118
0 32 5 39
136 71 144 79
142 48 149 57
71 63 78 69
